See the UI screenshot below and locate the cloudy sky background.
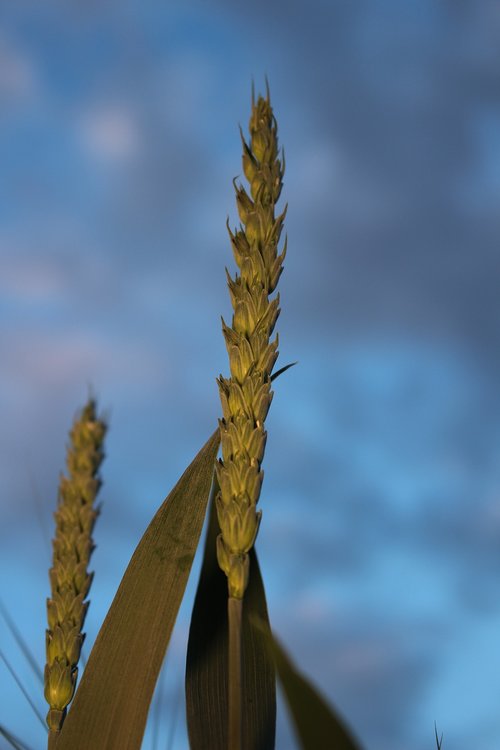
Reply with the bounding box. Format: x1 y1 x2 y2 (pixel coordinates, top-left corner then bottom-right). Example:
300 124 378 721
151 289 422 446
1 1 500 748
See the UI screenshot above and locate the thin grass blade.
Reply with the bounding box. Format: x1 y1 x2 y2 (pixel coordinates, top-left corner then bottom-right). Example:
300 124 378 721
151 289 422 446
165 675 182 750
0 599 43 684
54 429 220 750
434 721 443 749
186 483 276 750
255 624 363 750
0 649 46 730
0 724 34 750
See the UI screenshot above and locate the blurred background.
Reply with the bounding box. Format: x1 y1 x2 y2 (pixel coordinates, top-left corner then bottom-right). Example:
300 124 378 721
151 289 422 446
1 1 500 748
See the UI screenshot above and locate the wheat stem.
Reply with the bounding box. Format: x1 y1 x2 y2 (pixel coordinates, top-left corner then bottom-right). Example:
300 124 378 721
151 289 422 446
227 596 243 750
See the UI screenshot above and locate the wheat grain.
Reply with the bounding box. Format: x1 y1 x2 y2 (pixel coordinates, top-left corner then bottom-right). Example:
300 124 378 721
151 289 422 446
44 399 106 733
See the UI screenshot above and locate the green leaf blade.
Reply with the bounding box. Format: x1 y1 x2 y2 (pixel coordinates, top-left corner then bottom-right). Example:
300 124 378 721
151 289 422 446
55 429 220 750
264 628 364 750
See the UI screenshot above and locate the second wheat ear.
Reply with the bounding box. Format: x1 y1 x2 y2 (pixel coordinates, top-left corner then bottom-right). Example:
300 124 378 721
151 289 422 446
44 400 106 733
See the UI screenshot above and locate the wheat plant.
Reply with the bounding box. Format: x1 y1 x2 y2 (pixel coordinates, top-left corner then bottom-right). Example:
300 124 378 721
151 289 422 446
215 84 286 750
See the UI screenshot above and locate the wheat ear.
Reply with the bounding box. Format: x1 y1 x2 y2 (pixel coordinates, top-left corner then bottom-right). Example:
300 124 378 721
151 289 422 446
44 399 106 733
216 83 286 600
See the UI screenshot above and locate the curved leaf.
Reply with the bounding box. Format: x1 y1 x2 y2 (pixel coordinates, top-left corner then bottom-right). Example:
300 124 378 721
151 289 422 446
257 624 363 750
55 429 220 750
186 483 276 750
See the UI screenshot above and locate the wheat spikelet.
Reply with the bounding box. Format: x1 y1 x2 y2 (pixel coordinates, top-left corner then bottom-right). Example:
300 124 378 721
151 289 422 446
216 84 286 599
44 399 106 732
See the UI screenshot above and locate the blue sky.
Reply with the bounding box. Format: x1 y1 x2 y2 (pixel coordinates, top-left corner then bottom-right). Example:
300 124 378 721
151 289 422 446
1 1 500 749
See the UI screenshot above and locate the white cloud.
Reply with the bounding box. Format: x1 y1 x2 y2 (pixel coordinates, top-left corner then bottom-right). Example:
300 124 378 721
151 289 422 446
0 255 67 301
0 35 36 101
294 588 333 625
1 329 168 398
79 104 140 162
